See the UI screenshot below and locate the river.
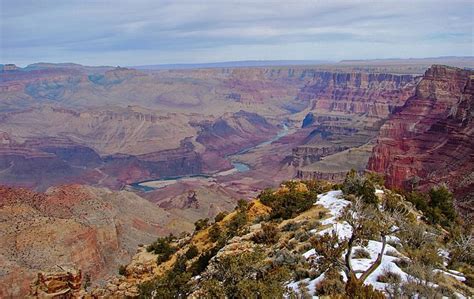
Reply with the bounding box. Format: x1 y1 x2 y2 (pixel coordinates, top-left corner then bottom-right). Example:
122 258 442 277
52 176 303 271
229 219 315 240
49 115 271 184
130 123 289 191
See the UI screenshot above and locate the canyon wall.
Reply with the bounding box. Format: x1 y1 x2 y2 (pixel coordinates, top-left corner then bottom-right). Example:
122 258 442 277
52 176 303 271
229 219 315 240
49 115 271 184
289 72 417 178
368 65 474 212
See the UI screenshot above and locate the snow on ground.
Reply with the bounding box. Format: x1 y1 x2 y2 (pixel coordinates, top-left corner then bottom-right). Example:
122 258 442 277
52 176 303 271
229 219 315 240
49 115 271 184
290 190 414 295
312 191 352 240
434 269 466 282
356 241 410 291
314 190 350 225
288 190 468 298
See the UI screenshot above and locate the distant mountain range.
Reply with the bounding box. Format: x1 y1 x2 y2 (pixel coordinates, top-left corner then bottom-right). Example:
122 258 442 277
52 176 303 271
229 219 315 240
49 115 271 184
130 60 333 70
130 56 474 70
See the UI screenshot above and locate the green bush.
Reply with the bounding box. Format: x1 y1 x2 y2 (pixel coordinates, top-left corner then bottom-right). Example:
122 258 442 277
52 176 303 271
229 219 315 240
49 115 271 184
208 224 222 242
214 211 228 223
258 184 316 220
201 249 290 298
226 210 248 235
194 218 210 231
147 236 177 264
236 199 249 211
185 245 199 259
341 169 378 205
406 186 458 228
139 255 192 298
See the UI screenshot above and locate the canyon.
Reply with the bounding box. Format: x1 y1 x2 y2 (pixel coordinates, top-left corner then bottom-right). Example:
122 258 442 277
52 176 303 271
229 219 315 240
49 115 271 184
0 58 473 296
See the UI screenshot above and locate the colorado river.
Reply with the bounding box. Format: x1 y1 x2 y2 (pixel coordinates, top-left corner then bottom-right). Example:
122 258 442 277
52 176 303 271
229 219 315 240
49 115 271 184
130 123 289 191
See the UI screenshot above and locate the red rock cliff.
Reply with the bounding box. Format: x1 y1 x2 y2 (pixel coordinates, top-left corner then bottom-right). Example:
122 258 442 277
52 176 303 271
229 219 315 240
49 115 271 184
368 65 474 211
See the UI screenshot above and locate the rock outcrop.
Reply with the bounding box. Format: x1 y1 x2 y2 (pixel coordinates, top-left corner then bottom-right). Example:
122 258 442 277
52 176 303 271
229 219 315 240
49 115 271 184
368 65 474 212
30 267 85 298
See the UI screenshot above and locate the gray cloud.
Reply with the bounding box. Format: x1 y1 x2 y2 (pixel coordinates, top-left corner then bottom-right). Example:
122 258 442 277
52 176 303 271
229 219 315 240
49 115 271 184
1 0 472 66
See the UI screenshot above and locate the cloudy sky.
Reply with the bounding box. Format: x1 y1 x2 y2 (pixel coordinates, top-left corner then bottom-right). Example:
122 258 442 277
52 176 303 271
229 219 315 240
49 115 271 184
1 0 472 66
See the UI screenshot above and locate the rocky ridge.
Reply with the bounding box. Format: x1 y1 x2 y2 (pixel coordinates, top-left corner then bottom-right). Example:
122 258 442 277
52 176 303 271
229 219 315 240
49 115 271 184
55 180 473 298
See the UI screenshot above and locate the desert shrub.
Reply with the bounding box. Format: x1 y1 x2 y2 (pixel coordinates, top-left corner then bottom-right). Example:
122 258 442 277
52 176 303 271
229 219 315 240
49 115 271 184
252 223 280 244
398 223 442 267
118 265 127 276
194 218 210 231
345 279 385 299
341 169 378 205
448 232 474 266
259 185 316 220
199 279 225 298
298 281 312 299
383 192 408 214
226 210 248 235
302 179 332 194
272 249 305 268
310 232 346 272
406 191 429 212
306 219 321 231
202 249 290 298
376 270 401 283
297 242 312 254
394 258 410 270
139 255 192 298
315 268 345 296
365 171 385 186
214 211 228 223
294 267 310 281
385 249 401 258
208 224 222 242
190 251 214 276
185 244 199 259
281 220 304 232
406 186 458 228
400 264 443 299
353 248 371 259
294 230 311 242
317 210 327 219
236 199 249 211
147 236 177 264
426 186 457 227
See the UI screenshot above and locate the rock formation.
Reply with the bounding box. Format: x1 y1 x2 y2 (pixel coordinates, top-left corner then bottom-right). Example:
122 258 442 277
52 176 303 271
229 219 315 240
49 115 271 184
368 65 474 213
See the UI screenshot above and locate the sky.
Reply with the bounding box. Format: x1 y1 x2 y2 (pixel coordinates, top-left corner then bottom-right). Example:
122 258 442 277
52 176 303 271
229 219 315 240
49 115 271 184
1 0 473 66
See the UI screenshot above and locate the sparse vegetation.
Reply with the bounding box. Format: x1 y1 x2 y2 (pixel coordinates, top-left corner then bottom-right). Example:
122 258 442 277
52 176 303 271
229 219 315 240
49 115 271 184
406 185 458 228
258 181 318 220
134 179 471 299
146 235 178 264
342 169 378 205
194 218 210 231
252 223 280 244
185 244 199 259
208 223 222 242
214 211 228 223
315 268 345 296
200 249 291 298
376 270 401 283
353 248 371 259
